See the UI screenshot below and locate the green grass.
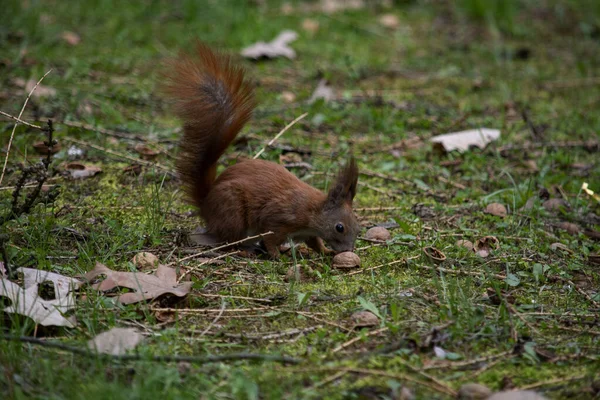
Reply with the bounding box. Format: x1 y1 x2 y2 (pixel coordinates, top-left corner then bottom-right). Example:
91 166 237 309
1 0 600 399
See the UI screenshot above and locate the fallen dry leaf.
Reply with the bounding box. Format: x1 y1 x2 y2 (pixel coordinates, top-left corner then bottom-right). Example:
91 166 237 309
63 162 102 179
333 252 361 269
88 327 143 355
308 79 334 104
430 128 500 153
379 14 400 29
19 267 83 299
475 236 500 258
485 203 507 217
1 268 80 327
351 310 378 327
365 226 391 241
61 31 81 46
241 30 298 60
588 253 600 266
132 252 159 271
84 262 192 304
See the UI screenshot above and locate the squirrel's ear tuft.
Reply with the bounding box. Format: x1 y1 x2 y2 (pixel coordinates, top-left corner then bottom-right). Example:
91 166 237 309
325 157 358 209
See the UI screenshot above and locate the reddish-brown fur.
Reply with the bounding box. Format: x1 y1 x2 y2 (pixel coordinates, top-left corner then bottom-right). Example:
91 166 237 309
162 42 360 258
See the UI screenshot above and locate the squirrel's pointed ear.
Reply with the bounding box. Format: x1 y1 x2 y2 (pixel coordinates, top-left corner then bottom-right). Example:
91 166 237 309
325 157 358 209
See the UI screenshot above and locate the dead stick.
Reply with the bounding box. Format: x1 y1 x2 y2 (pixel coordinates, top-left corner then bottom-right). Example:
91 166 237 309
0 69 53 185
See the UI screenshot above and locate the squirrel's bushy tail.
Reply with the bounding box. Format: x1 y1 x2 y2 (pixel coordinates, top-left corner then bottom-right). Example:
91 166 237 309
162 41 255 207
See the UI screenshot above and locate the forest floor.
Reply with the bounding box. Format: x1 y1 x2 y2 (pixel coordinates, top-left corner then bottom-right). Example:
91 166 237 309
1 1 599 399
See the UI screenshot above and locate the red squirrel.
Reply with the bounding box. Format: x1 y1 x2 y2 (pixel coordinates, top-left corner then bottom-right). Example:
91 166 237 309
162 42 360 258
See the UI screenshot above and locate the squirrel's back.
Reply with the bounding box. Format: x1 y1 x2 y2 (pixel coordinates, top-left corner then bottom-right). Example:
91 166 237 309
162 41 255 207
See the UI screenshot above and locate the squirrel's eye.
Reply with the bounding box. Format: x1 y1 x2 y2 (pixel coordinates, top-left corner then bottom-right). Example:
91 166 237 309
335 223 344 233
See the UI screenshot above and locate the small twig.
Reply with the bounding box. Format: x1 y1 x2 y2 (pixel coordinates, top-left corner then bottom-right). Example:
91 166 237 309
61 120 143 141
518 374 588 391
0 334 300 364
0 69 53 185
170 231 274 266
334 367 457 397
0 110 44 130
198 299 226 338
62 137 174 175
333 327 388 353
347 256 419 276
195 293 272 303
253 112 308 159
355 206 404 212
177 251 239 283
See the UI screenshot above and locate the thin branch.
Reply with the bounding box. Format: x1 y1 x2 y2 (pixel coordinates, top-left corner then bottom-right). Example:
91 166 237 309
0 69 53 185
253 112 308 159
62 137 174 175
0 334 300 364
169 231 274 266
0 110 44 130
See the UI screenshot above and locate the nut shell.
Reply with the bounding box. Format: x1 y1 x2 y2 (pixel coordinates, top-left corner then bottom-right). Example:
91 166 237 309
365 226 391 241
332 252 361 269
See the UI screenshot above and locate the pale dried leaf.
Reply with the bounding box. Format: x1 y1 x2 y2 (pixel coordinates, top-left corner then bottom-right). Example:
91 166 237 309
241 30 298 60
84 262 192 304
0 279 76 327
19 267 83 298
88 327 143 355
308 79 334 104
430 128 500 153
